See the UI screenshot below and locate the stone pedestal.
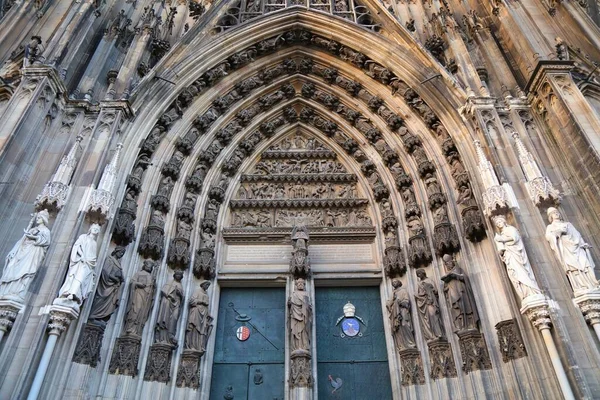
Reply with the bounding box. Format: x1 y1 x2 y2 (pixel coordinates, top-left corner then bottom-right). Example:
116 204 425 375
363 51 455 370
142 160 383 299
398 348 425 386
0 298 23 343
176 349 205 389
427 339 457 379
456 329 492 373
144 343 175 383
495 319 527 362
290 349 312 388
108 335 142 377
573 289 600 341
72 322 106 367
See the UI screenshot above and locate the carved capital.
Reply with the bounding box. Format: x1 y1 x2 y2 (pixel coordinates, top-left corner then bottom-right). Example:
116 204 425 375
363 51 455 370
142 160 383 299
520 295 551 330
398 348 425 386
48 304 79 335
573 290 600 326
495 319 527 362
0 300 22 333
290 349 313 388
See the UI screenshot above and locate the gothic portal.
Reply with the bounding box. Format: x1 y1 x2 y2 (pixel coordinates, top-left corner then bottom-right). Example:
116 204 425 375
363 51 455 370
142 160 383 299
1 0 600 399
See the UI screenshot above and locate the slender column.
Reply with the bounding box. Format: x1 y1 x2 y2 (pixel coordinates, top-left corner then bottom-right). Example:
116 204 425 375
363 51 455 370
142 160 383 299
521 297 575 400
26 305 78 400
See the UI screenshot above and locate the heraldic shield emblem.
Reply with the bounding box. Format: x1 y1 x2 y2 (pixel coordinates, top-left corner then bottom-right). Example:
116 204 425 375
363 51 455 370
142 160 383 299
236 325 251 341
336 301 366 338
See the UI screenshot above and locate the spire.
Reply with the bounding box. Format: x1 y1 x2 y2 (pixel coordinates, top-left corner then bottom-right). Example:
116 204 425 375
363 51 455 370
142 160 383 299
87 143 123 223
512 133 560 207
35 135 84 213
474 140 511 216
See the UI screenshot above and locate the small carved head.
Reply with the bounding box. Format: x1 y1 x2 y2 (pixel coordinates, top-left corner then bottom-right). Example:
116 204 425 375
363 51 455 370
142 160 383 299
142 259 155 273
295 278 306 290
547 207 562 223
112 246 127 259
90 223 101 236
200 280 211 290
492 215 507 229
442 254 455 270
391 279 402 289
174 270 184 281
36 209 50 226
416 269 427 280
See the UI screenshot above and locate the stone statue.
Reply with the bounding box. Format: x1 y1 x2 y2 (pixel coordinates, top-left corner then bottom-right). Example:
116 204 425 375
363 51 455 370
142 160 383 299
440 255 479 333
89 246 126 324
288 278 312 352
58 224 101 304
123 260 156 337
290 226 310 277
185 280 213 352
545 207 599 294
0 210 51 301
493 216 542 300
386 279 416 350
415 269 445 342
155 270 184 345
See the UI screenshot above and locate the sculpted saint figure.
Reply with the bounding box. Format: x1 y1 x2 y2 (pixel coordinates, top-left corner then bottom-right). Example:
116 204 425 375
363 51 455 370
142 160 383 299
185 280 213 351
58 224 101 304
288 278 312 352
89 246 126 324
155 270 184 345
0 210 51 301
545 207 599 293
440 254 479 333
415 269 445 342
386 279 416 350
493 216 542 300
123 260 156 336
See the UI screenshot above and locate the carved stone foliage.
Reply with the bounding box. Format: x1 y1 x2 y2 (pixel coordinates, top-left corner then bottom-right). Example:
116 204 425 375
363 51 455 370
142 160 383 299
72 323 105 367
457 330 492 373
399 348 426 386
144 343 175 382
495 319 527 362
428 340 457 380
109 336 142 376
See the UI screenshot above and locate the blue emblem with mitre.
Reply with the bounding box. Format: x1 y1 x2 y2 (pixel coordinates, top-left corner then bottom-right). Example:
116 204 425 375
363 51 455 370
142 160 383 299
336 301 366 338
342 318 360 337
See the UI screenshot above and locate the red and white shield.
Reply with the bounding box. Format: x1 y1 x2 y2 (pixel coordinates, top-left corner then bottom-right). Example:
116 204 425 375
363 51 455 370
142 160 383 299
236 325 251 341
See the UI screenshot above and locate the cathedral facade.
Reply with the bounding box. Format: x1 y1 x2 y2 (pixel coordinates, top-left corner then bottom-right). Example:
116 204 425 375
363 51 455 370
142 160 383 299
0 0 600 399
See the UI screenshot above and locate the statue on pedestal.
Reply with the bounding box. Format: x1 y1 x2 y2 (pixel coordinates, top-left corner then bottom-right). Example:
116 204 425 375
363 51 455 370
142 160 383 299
123 260 156 336
58 224 101 304
440 254 479 333
545 207 599 294
88 246 126 324
386 279 416 350
415 269 445 342
0 210 51 301
288 278 311 352
154 270 184 345
493 216 542 300
185 280 213 352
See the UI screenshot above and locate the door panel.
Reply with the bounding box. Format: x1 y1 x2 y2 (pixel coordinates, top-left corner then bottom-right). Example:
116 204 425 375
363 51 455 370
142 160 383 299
211 288 285 399
316 286 392 399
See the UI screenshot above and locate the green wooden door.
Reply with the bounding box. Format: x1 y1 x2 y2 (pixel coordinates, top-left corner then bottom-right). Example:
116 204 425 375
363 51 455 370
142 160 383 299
210 288 286 400
316 286 392 399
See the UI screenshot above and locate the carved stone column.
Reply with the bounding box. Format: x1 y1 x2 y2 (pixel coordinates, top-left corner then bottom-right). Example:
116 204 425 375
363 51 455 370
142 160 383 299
521 295 575 400
27 305 78 400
